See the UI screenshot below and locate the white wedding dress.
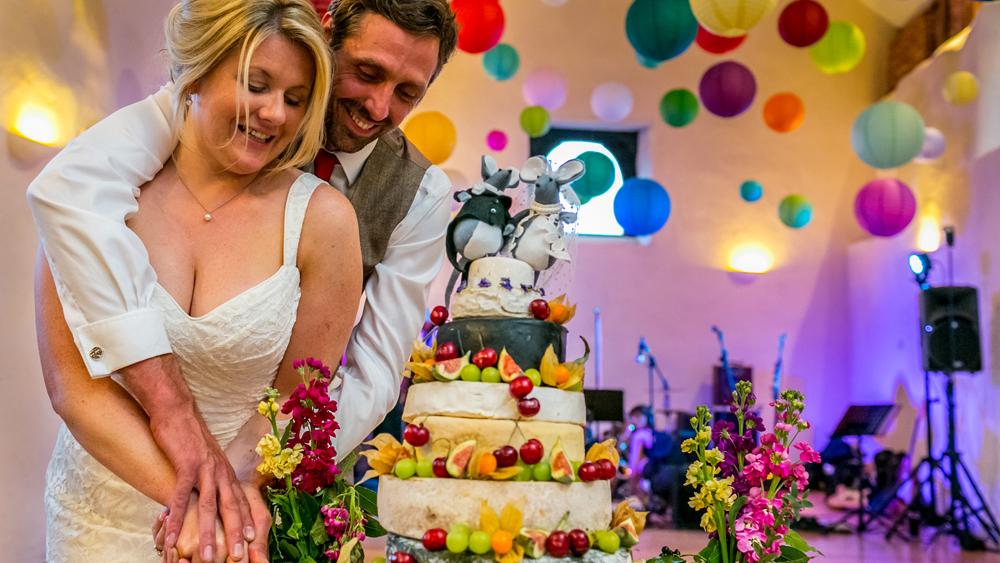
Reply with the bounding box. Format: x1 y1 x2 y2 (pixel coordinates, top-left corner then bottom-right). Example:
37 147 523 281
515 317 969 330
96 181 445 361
45 173 325 562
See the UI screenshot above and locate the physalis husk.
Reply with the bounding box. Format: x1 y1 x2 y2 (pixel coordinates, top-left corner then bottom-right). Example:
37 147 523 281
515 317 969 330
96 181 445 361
539 337 590 391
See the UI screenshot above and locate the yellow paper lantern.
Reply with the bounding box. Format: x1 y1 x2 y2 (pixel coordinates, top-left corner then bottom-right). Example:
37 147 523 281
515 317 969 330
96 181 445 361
809 21 865 74
690 0 778 38
402 111 456 164
943 71 978 106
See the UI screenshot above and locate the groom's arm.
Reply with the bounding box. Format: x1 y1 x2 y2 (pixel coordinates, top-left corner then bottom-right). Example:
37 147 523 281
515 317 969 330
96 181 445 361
26 86 253 560
332 165 451 457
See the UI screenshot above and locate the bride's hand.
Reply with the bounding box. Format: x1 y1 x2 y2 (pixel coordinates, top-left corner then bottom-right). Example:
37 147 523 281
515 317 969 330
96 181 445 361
154 493 235 563
239 481 271 563
155 487 267 563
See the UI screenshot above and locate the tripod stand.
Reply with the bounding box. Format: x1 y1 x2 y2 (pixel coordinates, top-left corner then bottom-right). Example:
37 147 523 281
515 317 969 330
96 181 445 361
826 405 897 533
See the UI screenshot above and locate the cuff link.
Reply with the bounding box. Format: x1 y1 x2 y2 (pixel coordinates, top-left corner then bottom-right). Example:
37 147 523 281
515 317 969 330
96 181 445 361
88 346 104 360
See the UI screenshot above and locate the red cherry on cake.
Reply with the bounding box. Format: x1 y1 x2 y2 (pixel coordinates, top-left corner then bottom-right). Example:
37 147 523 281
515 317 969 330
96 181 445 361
545 531 570 558
509 375 534 399
435 341 459 361
578 461 599 482
519 439 544 465
422 528 448 551
430 305 449 326
529 299 551 320
568 529 590 556
596 458 617 480
517 397 540 417
432 457 449 478
403 424 429 447
494 445 518 468
472 347 498 369
390 553 415 563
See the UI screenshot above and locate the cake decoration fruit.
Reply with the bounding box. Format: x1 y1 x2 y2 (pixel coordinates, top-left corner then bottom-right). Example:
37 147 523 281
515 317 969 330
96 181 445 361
596 458 617 480
531 460 552 481
403 423 429 447
446 439 478 478
515 462 533 481
509 375 534 399
517 529 548 558
432 456 449 478
468 531 492 554
393 458 416 479
539 338 589 391
577 461 599 482
415 458 434 478
435 341 459 361
529 298 551 320
614 520 640 547
433 351 470 381
460 363 482 382
497 348 525 382
546 294 577 324
494 445 518 468
549 440 574 484
472 347 498 369
446 528 469 553
596 530 622 553
524 368 542 386
545 530 570 557
519 439 544 465
491 530 514 555
389 552 414 563
481 366 502 383
517 397 541 417
568 529 590 556
430 305 449 326
477 452 499 476
422 528 448 551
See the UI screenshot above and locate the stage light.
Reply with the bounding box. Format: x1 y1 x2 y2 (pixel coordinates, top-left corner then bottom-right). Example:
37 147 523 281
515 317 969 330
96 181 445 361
909 253 931 289
728 243 774 274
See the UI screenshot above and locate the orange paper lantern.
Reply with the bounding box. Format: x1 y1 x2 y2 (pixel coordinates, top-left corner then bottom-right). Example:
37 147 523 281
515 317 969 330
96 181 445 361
763 92 805 133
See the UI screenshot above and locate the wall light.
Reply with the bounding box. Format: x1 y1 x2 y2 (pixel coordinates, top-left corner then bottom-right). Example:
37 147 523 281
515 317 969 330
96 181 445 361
915 215 942 253
728 243 774 274
12 101 61 146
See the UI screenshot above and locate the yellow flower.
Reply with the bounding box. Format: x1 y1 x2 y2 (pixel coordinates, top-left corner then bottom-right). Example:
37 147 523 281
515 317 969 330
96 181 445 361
255 434 281 458
700 510 717 533
697 428 711 443
680 438 699 454
256 442 303 479
684 461 703 487
704 448 724 466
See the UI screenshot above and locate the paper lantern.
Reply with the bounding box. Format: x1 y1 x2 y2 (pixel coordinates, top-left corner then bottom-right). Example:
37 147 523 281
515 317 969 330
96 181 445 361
659 88 699 127
809 21 865 74
572 151 616 200
310 0 329 17
778 195 812 229
483 43 519 81
521 68 567 111
520 106 551 138
854 178 916 237
403 111 456 164
691 0 778 37
591 82 634 122
915 127 945 162
636 51 662 69
614 178 671 236
453 0 505 54
943 71 979 105
486 129 507 151
740 180 763 202
625 0 698 62
699 61 756 118
695 25 746 55
851 101 925 169
762 92 805 133
778 0 829 48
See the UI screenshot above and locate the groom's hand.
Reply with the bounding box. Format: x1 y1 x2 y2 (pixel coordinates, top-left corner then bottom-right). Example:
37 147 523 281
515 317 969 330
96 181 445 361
120 354 253 561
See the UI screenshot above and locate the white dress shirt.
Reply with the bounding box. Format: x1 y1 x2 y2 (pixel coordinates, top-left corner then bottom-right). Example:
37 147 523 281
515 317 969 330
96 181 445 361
26 84 452 457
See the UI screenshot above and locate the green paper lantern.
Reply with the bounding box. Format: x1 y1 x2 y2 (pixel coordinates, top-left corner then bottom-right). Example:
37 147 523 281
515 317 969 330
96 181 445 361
809 21 865 74
520 106 551 138
851 101 925 169
778 195 812 228
483 43 519 81
572 151 615 200
659 88 699 127
625 0 698 63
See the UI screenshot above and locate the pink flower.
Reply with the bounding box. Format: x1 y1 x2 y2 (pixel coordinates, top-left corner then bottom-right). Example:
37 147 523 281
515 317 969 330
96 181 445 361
794 441 821 464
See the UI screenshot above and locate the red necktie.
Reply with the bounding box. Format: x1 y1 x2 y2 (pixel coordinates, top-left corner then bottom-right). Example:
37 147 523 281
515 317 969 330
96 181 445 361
314 149 340 183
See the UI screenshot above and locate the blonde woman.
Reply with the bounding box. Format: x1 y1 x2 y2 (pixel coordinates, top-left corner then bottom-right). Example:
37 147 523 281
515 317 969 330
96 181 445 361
35 1 361 561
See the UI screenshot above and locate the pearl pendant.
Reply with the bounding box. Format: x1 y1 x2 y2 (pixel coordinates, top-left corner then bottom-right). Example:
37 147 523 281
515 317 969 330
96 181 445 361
203 212 213 222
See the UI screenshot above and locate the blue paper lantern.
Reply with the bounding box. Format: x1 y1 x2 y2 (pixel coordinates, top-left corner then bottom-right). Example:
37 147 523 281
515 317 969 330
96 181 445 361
614 178 672 236
740 180 763 202
625 0 698 63
851 101 925 169
483 43 519 81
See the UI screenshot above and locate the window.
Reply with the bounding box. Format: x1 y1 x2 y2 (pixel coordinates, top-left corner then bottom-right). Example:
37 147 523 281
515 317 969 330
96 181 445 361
530 128 638 237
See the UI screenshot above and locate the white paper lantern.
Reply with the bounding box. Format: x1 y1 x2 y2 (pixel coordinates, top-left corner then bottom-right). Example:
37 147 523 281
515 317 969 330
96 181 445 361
521 68 568 111
915 127 946 162
590 82 634 122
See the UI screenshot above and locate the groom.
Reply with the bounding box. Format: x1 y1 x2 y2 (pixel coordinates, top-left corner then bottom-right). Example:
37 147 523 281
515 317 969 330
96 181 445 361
27 0 458 560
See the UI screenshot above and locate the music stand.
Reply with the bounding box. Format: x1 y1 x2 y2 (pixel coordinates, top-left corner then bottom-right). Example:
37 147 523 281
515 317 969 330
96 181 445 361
829 404 898 533
583 389 625 422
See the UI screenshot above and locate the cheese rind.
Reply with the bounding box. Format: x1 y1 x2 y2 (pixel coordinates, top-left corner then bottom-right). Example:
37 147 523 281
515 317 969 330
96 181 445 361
410 415 585 461
403 381 586 425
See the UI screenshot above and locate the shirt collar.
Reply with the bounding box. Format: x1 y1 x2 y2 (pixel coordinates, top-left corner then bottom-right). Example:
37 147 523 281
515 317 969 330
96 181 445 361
332 140 378 186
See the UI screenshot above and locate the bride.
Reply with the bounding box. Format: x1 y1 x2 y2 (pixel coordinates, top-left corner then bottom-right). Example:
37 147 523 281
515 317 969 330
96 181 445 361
34 0 361 561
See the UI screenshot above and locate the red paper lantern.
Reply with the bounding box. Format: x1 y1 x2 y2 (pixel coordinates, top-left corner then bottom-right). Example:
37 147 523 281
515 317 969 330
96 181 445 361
695 25 746 55
311 0 329 17
453 0 505 54
778 0 829 48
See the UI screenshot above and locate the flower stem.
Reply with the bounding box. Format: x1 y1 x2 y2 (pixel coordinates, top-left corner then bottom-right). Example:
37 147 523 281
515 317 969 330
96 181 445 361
716 508 730 563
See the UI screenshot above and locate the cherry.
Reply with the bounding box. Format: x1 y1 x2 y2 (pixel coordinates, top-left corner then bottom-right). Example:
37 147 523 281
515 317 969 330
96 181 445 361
472 347 498 369
529 299 551 320
430 305 449 326
545 531 570 558
422 528 448 551
509 375 534 399
578 461 599 482
432 457 450 478
390 553 415 563
435 341 459 361
568 529 590 556
494 445 518 468
596 458 617 480
517 398 541 417
519 439 544 465
403 424 430 447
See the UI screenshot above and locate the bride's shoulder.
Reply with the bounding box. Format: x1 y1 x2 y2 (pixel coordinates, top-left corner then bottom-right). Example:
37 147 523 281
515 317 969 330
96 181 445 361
297 174 359 255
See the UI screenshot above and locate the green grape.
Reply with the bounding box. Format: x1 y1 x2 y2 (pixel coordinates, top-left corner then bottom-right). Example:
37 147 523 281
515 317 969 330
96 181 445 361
514 462 533 482
394 458 416 479
596 531 621 553
415 458 434 478
468 531 492 554
524 368 542 386
532 461 552 481
446 530 469 554
460 364 482 382
450 523 472 537
481 367 502 383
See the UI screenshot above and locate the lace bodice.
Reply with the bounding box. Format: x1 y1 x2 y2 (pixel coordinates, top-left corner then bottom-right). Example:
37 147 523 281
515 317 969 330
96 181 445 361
45 173 324 562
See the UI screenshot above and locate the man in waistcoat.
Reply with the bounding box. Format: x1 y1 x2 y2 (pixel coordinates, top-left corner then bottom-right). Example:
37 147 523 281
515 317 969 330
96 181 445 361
27 1 458 560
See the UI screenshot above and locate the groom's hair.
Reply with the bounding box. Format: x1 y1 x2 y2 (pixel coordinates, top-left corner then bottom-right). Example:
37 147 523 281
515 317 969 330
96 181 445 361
325 0 458 81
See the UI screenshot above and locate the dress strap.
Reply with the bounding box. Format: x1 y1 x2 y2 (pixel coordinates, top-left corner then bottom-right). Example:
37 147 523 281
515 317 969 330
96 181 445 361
282 173 324 267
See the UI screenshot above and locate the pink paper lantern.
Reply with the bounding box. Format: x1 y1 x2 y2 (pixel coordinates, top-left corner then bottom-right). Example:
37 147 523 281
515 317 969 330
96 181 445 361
521 68 567 111
854 178 916 237
486 129 507 151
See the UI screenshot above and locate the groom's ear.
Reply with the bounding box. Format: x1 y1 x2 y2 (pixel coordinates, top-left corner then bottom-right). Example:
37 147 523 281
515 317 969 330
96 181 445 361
321 12 333 41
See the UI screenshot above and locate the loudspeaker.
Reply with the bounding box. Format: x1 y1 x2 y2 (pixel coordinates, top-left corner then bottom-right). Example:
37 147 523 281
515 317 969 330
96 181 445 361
712 363 753 405
920 286 982 373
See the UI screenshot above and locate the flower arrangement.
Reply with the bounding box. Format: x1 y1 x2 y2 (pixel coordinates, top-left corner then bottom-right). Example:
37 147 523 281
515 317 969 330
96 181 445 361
256 357 384 563
652 381 822 563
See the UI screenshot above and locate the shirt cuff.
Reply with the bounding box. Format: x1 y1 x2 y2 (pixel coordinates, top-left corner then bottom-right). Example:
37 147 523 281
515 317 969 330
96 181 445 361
74 308 173 377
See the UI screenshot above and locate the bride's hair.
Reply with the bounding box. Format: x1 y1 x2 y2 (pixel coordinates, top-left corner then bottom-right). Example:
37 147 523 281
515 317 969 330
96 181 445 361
164 0 332 173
